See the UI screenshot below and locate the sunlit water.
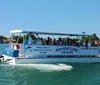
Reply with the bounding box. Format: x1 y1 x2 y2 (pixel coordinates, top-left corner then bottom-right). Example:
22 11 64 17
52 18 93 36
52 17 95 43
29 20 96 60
0 44 100 85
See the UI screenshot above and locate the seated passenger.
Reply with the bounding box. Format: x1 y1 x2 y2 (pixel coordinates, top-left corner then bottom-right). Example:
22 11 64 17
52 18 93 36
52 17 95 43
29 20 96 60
36 38 42 45
28 36 34 45
57 38 62 45
24 37 28 45
82 41 86 46
46 37 50 45
88 42 91 47
53 38 57 45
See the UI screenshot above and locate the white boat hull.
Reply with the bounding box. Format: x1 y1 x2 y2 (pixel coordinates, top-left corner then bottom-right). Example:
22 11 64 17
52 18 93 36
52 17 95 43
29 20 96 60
2 54 100 64
10 57 100 64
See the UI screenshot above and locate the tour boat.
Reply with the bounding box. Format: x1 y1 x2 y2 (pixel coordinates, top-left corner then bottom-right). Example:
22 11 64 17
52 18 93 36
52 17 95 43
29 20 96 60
1 30 100 64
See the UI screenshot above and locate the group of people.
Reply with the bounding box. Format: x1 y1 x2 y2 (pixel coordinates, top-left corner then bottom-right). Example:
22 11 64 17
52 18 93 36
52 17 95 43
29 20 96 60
23 35 100 47
41 37 93 47
10 33 100 47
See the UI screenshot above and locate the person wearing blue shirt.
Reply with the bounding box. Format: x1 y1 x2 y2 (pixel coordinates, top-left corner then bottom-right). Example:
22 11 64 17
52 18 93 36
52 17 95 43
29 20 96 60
28 35 34 45
24 37 28 45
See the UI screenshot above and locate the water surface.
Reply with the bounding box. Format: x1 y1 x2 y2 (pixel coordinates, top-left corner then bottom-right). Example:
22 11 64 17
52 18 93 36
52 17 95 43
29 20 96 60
0 44 100 85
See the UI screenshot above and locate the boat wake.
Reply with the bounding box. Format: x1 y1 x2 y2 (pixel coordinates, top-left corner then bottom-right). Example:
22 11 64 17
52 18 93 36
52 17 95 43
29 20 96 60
15 63 73 71
0 63 73 71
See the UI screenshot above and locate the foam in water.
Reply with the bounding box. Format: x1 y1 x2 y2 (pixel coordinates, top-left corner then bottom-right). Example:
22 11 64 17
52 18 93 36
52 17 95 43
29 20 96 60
0 63 73 71
16 64 73 71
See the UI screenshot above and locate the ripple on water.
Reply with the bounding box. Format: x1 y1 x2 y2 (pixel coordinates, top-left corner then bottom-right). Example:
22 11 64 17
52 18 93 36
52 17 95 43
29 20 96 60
0 63 73 85
0 64 30 85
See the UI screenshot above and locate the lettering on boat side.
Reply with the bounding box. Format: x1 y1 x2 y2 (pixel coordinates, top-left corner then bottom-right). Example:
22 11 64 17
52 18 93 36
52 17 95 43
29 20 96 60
61 51 73 54
56 47 78 52
25 46 100 55
25 46 52 54
34 46 52 52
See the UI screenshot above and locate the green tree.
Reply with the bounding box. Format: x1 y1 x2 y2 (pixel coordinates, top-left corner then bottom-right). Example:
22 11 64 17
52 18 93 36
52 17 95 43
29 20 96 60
0 35 7 43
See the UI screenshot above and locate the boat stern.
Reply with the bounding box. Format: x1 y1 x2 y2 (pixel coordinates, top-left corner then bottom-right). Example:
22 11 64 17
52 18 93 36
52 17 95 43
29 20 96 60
1 48 19 64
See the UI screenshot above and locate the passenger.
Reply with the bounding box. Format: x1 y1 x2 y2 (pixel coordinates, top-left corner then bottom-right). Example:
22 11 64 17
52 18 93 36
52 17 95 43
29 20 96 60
43 38 46 45
68 39 72 46
53 38 56 45
61 39 65 45
72 39 76 46
46 37 50 45
9 38 15 49
24 37 28 45
36 37 42 45
76 41 80 47
9 37 13 43
28 37 33 45
88 41 91 47
85 42 88 48
49 38 53 45
16 44 20 50
58 38 62 45
82 41 86 46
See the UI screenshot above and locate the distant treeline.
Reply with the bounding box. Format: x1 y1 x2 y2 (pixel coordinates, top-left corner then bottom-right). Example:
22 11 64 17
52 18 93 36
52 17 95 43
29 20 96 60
0 35 8 43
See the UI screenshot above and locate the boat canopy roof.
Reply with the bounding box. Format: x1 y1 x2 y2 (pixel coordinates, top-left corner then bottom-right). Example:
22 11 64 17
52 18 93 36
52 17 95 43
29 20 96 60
10 30 92 36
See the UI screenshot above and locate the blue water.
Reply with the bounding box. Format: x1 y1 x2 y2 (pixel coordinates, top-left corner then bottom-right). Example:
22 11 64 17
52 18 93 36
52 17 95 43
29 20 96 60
0 44 100 85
